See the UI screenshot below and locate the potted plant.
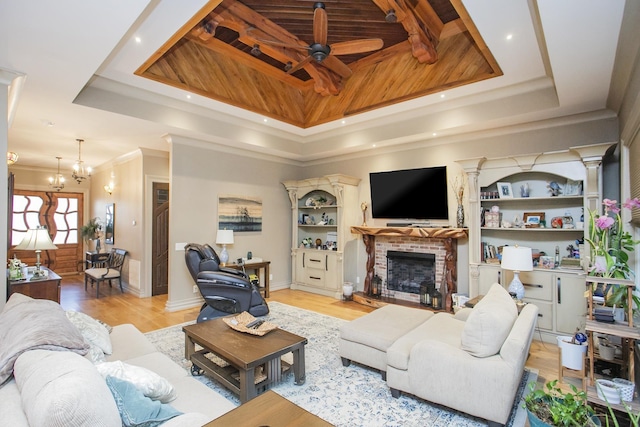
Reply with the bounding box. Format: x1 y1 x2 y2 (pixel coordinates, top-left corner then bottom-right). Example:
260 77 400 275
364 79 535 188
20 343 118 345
524 380 600 426
586 198 640 318
81 217 103 249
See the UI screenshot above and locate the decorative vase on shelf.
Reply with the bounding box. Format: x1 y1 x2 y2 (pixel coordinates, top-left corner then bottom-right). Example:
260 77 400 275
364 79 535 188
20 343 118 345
456 204 464 228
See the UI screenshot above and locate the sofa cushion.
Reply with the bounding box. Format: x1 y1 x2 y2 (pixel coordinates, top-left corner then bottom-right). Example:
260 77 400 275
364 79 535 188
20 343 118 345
66 310 113 355
387 312 465 370
96 360 177 403
460 283 518 357
105 376 183 427
14 349 121 427
0 294 89 384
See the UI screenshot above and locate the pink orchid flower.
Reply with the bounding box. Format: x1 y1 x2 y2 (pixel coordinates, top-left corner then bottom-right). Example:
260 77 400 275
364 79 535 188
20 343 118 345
595 215 615 230
603 199 620 214
623 197 640 210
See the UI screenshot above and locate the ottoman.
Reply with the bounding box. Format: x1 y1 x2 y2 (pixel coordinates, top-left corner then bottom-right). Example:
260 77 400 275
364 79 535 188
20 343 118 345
339 304 434 379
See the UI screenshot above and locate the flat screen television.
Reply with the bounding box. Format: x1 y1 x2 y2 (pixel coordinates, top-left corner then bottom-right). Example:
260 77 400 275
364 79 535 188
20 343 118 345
369 166 449 220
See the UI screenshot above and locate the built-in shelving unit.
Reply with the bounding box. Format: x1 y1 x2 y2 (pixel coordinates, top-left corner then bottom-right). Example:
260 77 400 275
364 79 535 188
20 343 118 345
282 174 361 299
457 143 613 343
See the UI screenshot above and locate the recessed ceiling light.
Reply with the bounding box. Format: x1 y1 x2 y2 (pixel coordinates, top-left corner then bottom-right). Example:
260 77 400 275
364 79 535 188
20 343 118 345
432 133 437 136
186 94 191 99
341 120 346 125
372 144 377 148
506 34 513 40
41 119 55 127
440 94 445 99
135 36 142 44
263 118 268 123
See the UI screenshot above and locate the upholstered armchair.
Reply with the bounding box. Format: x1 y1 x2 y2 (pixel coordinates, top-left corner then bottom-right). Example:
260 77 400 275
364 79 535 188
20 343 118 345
184 243 269 322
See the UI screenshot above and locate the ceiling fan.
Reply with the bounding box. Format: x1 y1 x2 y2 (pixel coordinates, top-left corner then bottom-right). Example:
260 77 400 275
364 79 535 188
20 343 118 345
260 2 384 78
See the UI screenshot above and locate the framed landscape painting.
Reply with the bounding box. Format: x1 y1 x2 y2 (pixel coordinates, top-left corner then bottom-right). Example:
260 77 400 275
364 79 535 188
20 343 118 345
218 195 262 232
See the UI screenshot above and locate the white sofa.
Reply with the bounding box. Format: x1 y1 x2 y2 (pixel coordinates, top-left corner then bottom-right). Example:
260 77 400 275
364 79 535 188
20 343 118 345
0 293 235 426
339 283 539 426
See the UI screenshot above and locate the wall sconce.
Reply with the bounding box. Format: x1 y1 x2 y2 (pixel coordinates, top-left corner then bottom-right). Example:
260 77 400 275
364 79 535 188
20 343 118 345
7 151 18 165
104 182 114 195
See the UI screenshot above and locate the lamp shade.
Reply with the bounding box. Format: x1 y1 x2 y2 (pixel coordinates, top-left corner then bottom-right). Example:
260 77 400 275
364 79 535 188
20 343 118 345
216 229 234 245
14 226 58 251
501 246 533 272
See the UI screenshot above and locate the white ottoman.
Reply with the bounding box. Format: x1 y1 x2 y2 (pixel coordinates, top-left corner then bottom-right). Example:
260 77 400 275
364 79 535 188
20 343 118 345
339 304 434 379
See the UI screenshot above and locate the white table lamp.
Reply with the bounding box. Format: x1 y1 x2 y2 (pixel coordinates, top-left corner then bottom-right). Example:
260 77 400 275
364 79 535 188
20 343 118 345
14 226 58 278
216 229 234 265
501 245 533 300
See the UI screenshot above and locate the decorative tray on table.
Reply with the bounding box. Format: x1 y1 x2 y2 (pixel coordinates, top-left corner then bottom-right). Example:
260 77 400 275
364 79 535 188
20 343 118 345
222 311 277 336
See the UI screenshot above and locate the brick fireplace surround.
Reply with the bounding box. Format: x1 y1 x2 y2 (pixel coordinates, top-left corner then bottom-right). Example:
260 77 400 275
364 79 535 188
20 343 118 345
351 226 469 311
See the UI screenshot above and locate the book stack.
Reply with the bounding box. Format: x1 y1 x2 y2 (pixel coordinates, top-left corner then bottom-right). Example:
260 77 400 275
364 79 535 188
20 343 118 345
594 306 615 323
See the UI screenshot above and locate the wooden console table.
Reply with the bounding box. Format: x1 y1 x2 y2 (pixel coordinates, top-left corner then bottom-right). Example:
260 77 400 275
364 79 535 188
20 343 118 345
7 267 61 303
350 226 468 312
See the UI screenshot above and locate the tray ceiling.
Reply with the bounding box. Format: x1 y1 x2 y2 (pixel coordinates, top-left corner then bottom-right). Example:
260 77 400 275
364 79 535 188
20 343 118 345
135 0 501 128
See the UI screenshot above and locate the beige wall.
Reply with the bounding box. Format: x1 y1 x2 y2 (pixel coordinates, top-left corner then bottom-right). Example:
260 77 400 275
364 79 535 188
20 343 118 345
166 136 301 311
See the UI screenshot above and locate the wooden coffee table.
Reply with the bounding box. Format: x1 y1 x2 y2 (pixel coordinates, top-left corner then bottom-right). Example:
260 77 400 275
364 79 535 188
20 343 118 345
183 318 307 403
203 390 333 426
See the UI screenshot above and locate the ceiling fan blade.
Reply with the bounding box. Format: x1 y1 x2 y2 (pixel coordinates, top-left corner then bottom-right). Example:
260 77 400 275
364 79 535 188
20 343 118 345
323 55 352 78
287 55 314 75
330 39 384 56
313 5 328 46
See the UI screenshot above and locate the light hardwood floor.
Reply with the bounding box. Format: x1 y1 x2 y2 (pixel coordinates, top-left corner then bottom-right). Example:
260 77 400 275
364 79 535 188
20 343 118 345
60 273 576 392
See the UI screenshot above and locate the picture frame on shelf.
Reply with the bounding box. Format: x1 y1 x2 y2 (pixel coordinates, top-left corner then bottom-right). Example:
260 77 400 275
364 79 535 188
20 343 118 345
523 212 545 228
496 182 513 198
301 214 309 225
539 256 555 269
563 179 583 196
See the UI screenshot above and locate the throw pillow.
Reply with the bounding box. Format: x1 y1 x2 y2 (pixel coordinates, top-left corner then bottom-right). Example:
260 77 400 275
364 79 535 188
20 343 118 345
66 310 113 355
106 376 183 427
14 349 121 427
0 294 89 384
96 360 177 403
460 283 518 357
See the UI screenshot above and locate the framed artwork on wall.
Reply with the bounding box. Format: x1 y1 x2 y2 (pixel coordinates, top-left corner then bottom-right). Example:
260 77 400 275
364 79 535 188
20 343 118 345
218 195 262 232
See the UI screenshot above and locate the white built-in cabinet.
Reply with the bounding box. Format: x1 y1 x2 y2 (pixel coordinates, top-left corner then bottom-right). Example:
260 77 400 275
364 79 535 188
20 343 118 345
283 175 361 299
457 144 613 342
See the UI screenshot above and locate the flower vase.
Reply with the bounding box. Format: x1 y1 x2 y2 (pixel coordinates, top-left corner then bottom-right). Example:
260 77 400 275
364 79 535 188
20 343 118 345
456 204 464 228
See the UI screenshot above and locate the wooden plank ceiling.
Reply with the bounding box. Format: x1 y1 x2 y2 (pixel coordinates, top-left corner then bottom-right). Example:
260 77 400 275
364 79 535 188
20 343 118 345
136 0 501 128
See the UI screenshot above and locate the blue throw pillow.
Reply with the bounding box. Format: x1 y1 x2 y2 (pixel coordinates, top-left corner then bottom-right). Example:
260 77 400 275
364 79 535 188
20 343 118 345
105 375 183 427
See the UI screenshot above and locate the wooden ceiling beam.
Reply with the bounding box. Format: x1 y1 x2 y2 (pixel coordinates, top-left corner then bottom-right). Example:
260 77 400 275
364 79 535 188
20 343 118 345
371 0 440 64
207 1 345 96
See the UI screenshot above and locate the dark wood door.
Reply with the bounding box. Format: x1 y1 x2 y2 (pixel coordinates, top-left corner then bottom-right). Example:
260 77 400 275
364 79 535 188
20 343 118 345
152 182 169 296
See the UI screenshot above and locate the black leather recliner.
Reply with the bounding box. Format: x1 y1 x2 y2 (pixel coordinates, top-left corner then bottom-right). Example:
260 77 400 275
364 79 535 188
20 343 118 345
184 243 269 322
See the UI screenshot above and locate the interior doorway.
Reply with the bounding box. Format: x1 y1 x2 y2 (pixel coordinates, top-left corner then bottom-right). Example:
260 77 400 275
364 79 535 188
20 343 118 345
152 182 169 295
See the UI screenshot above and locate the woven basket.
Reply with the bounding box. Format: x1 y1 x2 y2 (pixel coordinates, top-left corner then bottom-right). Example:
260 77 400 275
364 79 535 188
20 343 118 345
222 311 277 336
613 378 635 402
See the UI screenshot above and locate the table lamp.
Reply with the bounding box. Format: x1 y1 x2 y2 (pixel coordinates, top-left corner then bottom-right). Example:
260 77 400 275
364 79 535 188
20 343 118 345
215 229 234 265
14 226 58 278
501 245 533 300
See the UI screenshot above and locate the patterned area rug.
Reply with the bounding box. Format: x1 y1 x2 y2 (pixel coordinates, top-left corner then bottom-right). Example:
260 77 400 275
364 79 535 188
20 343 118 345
145 302 535 427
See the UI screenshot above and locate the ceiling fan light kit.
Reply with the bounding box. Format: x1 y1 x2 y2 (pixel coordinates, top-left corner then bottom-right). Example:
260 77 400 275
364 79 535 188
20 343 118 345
385 9 397 23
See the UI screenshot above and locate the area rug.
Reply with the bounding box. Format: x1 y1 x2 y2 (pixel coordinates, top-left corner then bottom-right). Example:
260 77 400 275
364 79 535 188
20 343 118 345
145 302 536 427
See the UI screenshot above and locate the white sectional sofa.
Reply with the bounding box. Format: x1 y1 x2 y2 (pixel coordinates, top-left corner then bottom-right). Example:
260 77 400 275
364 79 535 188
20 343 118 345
0 293 235 426
339 283 539 426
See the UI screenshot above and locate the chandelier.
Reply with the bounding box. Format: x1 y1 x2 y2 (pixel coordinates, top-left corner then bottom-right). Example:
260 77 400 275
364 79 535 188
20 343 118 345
48 157 65 191
72 139 92 183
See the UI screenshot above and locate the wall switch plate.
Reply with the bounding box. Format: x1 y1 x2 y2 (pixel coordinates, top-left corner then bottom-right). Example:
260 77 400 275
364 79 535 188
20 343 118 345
269 274 273 280
356 277 360 284
192 285 198 293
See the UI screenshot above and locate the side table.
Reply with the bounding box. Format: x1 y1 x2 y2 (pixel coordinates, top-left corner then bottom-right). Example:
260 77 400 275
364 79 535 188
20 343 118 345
224 260 271 298
86 251 110 269
7 267 61 303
